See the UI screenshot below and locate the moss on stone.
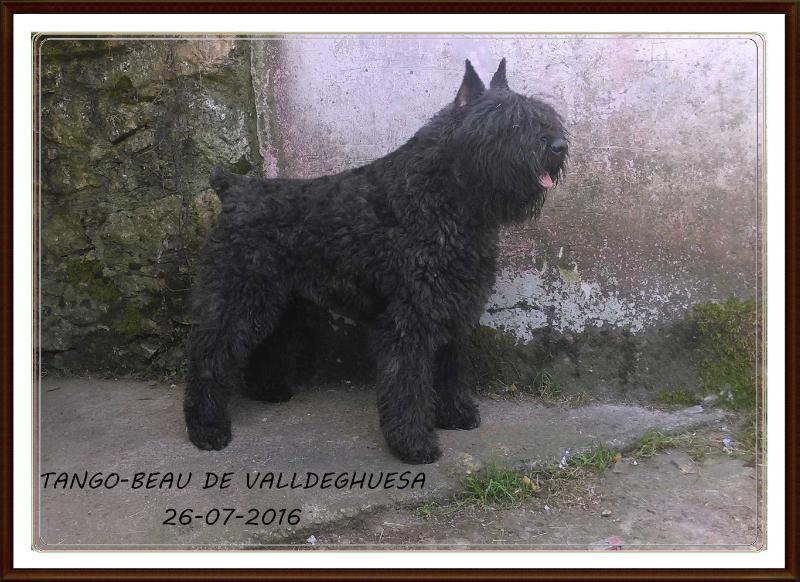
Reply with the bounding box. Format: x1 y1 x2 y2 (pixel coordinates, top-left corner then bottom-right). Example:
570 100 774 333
62 257 120 305
39 39 120 61
107 74 136 103
232 154 253 175
114 304 149 336
690 297 758 410
42 214 91 256
656 386 701 408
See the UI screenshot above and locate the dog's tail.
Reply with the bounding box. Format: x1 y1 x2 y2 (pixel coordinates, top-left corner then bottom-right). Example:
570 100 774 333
209 166 234 200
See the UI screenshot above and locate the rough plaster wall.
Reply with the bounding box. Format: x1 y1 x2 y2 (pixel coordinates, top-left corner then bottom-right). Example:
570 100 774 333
251 36 760 339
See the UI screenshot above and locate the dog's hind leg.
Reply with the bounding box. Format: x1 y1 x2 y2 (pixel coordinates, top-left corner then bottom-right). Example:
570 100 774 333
244 299 309 403
184 266 290 451
433 338 481 430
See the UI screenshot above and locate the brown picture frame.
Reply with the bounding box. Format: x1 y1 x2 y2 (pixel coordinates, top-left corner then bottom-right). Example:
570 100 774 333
1 2 796 579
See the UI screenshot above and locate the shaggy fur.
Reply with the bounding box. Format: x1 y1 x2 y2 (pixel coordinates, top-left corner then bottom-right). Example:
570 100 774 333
184 59 568 464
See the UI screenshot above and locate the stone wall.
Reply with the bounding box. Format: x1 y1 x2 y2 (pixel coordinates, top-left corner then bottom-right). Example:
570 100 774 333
40 38 262 376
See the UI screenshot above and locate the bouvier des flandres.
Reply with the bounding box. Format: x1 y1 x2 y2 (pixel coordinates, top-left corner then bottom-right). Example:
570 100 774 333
185 58 568 464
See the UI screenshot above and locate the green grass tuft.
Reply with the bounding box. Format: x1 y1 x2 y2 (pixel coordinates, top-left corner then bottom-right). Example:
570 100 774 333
532 371 561 400
565 443 619 472
461 464 535 507
631 430 672 459
629 430 710 462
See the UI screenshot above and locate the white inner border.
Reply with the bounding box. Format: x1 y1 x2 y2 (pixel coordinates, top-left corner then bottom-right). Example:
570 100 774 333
13 12 786 571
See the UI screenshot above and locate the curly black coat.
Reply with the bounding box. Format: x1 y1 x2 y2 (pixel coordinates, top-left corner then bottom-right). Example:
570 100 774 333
184 59 569 464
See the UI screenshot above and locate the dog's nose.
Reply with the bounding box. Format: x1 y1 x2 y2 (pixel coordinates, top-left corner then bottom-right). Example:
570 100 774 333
550 138 567 155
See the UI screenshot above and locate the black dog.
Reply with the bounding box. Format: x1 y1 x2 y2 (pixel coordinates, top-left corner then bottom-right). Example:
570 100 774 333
184 59 568 464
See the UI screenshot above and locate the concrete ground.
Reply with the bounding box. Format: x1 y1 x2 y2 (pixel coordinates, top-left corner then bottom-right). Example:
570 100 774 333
305 449 759 550
37 378 758 550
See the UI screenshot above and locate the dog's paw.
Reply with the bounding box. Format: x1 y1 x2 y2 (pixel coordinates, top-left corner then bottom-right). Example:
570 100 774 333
187 420 232 451
396 442 442 465
436 399 481 430
385 431 442 464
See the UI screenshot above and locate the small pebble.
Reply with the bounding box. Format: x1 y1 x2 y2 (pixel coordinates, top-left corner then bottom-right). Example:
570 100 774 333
601 509 612 517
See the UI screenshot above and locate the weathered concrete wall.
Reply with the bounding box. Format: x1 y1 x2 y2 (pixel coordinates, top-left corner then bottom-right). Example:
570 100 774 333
40 39 262 376
251 36 760 340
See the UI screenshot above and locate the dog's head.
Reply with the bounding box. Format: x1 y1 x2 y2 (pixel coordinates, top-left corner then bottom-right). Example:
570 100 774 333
441 59 569 224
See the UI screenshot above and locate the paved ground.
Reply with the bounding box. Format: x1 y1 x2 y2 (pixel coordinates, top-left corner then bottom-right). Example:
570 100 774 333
37 378 757 550
304 449 759 550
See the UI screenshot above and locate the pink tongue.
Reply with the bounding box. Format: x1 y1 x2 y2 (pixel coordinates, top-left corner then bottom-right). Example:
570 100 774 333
538 173 554 189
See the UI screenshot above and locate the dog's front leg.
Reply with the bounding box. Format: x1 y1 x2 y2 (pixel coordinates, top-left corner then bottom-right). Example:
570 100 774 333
373 322 440 464
434 334 481 430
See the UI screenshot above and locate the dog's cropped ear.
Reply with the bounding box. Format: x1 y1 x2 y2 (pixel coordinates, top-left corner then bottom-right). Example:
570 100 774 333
490 58 508 90
455 59 485 107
